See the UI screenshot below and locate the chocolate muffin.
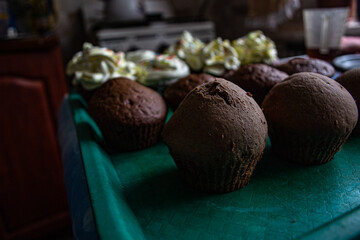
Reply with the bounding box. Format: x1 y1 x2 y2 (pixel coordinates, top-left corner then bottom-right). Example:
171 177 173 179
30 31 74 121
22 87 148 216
88 78 167 152
262 72 358 165
336 68 360 135
275 57 335 77
163 73 216 110
224 64 288 105
162 78 268 193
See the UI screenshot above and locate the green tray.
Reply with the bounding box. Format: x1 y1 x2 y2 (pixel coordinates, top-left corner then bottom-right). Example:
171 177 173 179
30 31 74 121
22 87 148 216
69 93 360 240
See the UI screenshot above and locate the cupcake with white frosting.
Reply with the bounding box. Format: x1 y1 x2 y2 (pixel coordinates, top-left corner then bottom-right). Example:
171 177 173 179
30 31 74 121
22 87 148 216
126 50 156 64
166 31 279 76
166 32 240 76
67 43 147 100
126 50 190 88
201 38 240 76
166 31 204 71
232 30 278 65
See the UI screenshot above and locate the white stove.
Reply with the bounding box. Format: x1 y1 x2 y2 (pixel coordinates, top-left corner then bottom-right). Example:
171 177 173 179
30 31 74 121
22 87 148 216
95 21 215 52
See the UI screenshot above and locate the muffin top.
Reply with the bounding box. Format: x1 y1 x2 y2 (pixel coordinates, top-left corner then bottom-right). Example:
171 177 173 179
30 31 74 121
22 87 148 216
163 73 216 109
224 63 288 104
276 57 335 77
336 68 360 134
262 72 358 135
88 78 167 125
163 78 267 157
336 68 360 103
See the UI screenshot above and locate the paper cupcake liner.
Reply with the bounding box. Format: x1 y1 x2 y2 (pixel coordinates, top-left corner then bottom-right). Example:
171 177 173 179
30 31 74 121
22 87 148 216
172 152 263 193
269 128 352 165
101 120 165 152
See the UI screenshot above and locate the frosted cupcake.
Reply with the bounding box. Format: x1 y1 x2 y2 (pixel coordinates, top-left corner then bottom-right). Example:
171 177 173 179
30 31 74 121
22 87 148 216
67 43 146 100
167 32 240 76
126 50 190 88
201 38 240 76
166 31 278 76
232 30 278 65
166 31 205 72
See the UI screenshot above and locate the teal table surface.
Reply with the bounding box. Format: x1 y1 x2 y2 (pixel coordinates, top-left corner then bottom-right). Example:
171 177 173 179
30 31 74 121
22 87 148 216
68 93 360 240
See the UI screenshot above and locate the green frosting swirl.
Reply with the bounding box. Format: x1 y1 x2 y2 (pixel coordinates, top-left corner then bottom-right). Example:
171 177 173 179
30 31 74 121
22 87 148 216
202 38 240 76
66 43 147 90
232 30 278 65
166 31 277 76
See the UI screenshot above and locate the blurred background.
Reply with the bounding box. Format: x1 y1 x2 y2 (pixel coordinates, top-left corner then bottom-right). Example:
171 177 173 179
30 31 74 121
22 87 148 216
2 0 359 65
0 0 359 240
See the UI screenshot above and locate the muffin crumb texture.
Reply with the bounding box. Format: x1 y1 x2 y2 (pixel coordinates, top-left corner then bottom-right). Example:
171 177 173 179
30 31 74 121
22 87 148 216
163 78 268 193
88 78 167 152
336 68 360 135
225 63 288 105
164 73 216 110
275 57 335 77
262 72 358 165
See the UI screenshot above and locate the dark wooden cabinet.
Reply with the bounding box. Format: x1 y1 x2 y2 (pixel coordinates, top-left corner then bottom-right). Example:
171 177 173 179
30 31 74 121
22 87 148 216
0 36 70 240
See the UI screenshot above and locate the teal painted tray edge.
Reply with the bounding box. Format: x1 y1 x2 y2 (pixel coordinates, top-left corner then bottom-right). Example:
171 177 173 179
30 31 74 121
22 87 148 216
69 94 146 240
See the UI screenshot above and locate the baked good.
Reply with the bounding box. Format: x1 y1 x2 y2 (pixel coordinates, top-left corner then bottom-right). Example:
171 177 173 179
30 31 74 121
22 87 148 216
162 78 268 193
200 38 240 76
224 63 288 105
166 30 279 74
232 30 278 65
222 70 235 79
88 78 167 152
163 73 216 110
336 68 360 135
126 50 190 89
262 72 358 165
165 31 205 72
67 43 146 101
166 31 241 76
275 57 335 77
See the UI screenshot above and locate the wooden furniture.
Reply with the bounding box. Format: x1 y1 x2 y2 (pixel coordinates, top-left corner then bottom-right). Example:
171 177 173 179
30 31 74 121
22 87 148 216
0 36 70 240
